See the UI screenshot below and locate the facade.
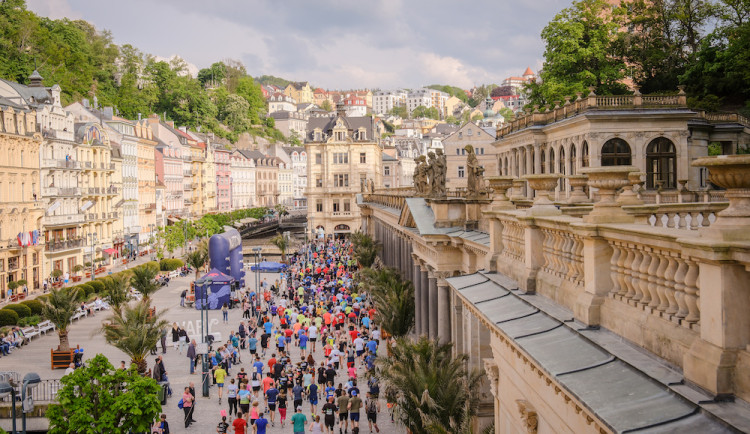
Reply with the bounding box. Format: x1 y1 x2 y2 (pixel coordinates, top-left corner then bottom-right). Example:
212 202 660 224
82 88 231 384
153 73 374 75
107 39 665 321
229 150 256 210
305 110 382 235
284 146 308 208
381 152 399 188
155 142 184 218
242 150 279 207
214 146 232 212
284 82 314 104
134 120 157 243
373 90 407 116
442 122 498 191
106 118 140 255
202 142 217 213
270 111 308 138
343 95 368 117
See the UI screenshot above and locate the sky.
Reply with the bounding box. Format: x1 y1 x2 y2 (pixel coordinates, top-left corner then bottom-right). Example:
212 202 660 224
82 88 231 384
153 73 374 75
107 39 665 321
26 0 567 90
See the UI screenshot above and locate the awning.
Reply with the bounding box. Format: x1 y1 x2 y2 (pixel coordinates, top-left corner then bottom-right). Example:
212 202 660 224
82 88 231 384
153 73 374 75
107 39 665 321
103 248 118 255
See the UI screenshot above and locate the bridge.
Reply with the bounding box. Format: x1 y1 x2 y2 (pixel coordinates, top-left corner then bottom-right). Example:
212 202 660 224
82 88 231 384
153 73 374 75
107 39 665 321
238 208 307 239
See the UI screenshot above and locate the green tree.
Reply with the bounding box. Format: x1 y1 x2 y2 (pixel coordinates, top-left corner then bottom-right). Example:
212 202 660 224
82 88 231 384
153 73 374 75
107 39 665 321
47 354 161 434
350 231 380 268
197 61 227 87
129 265 160 302
101 301 169 374
388 106 408 118
184 248 208 280
319 99 333 112
498 107 515 121
427 84 469 103
102 274 129 312
360 267 414 338
527 0 628 106
255 74 291 88
376 337 483 434
40 287 80 351
411 105 439 119
235 76 266 125
271 234 289 263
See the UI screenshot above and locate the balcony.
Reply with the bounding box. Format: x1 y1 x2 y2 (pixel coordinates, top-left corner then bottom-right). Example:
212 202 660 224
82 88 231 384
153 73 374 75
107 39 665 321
44 213 85 227
106 186 119 195
82 161 92 170
42 159 80 170
192 182 200 189
331 211 353 217
143 203 156 212
42 186 81 197
46 238 84 252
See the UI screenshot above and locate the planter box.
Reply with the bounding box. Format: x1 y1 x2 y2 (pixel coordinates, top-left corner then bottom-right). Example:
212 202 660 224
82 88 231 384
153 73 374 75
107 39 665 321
72 276 82 282
51 345 79 369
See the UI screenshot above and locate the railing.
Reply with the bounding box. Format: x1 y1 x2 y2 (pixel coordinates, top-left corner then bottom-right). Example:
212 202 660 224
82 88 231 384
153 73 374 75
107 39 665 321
624 202 728 230
46 238 84 252
82 161 92 169
608 240 700 327
499 217 524 262
42 187 80 197
44 213 85 226
107 186 119 194
42 159 80 170
331 211 352 217
0 379 62 404
364 194 405 209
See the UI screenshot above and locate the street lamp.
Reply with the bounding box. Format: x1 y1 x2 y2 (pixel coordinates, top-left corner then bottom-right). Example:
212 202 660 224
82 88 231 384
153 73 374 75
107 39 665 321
196 277 213 397
21 372 40 434
252 247 262 319
86 233 97 281
0 380 17 434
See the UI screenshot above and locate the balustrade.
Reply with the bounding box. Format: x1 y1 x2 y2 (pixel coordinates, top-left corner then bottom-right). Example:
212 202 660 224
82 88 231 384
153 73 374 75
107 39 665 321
499 218 524 262
540 227 583 286
608 240 699 328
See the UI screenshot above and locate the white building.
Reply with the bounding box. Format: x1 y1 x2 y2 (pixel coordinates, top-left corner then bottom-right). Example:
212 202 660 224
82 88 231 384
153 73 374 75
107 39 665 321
284 146 308 208
406 88 449 118
229 150 256 210
268 93 297 114
373 90 407 116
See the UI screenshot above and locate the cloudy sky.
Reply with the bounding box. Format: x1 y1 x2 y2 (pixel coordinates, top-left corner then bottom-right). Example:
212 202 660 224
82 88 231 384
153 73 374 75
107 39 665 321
26 0 567 90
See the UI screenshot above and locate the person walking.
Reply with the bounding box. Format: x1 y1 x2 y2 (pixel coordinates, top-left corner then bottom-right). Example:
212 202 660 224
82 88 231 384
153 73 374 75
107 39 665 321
222 302 229 323
291 407 308 434
181 387 194 428
365 392 379 433
347 390 362 433
187 339 197 374
310 415 323 434
161 328 168 354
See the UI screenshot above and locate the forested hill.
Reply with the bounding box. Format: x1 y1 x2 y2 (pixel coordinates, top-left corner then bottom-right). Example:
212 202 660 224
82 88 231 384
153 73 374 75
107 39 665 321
0 0 283 143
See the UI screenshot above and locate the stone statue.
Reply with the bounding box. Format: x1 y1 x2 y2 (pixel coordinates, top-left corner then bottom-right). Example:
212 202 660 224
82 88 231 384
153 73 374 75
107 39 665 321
413 155 430 196
427 151 437 195
360 178 366 193
368 178 375 194
433 148 447 198
465 145 485 197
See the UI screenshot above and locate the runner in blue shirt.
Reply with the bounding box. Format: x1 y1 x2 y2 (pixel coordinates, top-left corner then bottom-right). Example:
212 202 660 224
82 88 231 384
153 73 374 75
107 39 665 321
265 386 279 426
253 357 264 376
264 320 273 335
366 339 377 355
277 334 286 351
248 335 258 355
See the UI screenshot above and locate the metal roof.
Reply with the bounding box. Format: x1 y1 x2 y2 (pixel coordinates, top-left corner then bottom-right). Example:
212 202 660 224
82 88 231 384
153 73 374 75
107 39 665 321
446 271 735 434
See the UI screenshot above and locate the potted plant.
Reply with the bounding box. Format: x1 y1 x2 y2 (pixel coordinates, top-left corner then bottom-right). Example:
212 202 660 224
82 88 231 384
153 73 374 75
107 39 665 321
41 287 80 368
7 281 18 298
72 264 84 282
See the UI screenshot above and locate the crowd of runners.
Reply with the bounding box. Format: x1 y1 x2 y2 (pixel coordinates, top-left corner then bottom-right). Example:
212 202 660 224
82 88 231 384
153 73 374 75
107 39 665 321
171 238 386 434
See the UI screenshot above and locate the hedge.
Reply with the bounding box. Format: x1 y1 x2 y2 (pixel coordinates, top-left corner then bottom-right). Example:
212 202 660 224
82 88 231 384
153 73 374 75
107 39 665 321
159 258 183 271
0 309 19 326
88 280 105 293
143 261 160 273
20 299 43 315
79 284 96 298
18 315 41 327
3 303 31 318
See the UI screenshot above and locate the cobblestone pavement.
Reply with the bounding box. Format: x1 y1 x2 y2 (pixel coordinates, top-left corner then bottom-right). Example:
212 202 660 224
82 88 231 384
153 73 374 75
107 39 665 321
0 266 406 434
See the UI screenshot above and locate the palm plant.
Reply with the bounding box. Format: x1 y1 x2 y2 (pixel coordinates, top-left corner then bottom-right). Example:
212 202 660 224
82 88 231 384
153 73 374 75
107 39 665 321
103 273 130 312
271 234 289 263
351 231 380 268
184 248 208 280
40 287 80 351
361 267 414 338
130 265 160 302
100 301 169 375
376 336 483 434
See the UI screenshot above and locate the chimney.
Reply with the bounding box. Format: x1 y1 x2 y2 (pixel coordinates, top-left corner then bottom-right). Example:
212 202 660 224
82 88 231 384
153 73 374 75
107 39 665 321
166 121 175 128
179 126 187 133
336 101 346 118
102 106 114 119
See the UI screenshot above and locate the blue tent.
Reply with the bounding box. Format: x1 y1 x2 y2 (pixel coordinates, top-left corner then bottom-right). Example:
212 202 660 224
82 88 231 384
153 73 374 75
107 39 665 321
194 268 234 310
250 261 287 273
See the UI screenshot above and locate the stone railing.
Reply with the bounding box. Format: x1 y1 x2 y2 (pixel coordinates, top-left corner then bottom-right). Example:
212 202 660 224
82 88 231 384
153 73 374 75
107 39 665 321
608 239 699 328
364 193 405 209
540 225 584 286
497 88 688 137
624 202 727 230
498 216 525 263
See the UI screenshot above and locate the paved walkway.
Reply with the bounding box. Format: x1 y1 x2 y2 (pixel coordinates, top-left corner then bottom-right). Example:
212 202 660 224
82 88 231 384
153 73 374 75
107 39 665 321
0 265 405 433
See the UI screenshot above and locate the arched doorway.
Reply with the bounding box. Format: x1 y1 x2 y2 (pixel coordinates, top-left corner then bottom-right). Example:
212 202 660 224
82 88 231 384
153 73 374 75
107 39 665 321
333 224 351 239
601 138 632 166
646 137 676 189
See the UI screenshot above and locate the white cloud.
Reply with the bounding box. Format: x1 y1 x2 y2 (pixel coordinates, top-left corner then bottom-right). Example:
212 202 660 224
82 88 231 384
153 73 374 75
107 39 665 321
26 0 80 20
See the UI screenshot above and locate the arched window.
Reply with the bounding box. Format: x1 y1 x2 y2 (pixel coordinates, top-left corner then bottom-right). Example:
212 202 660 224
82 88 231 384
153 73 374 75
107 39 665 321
582 142 589 168
559 147 565 175
646 137 676 189
540 148 545 174
549 148 555 173
570 145 577 175
601 138 631 166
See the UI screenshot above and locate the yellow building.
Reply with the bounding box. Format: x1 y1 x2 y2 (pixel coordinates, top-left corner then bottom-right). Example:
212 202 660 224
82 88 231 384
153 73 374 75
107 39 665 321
0 106 44 294
305 108 382 236
202 141 217 213
284 82 314 104
135 120 158 243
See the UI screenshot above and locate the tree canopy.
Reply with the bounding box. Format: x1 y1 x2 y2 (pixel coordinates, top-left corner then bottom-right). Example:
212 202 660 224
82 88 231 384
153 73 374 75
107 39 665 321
411 105 440 120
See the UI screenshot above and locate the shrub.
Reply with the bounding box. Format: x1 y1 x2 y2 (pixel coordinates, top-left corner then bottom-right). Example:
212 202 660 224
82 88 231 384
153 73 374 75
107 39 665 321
143 261 160 273
88 280 105 293
3 303 32 318
18 315 41 327
159 258 183 271
79 284 96 298
0 309 19 326
37 294 51 303
20 299 44 315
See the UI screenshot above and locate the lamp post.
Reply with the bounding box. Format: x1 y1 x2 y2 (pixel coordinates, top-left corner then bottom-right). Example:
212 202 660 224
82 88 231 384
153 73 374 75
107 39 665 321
252 247 262 318
197 277 212 397
86 233 97 281
21 372 40 434
0 380 17 434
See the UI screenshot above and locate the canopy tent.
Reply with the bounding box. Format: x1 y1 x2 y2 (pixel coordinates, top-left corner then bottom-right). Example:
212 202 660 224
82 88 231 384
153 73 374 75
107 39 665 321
201 268 234 282
103 248 118 255
195 268 234 310
250 261 287 273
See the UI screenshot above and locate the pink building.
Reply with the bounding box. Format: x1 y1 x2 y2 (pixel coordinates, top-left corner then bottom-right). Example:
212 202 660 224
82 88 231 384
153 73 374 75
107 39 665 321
214 146 232 212
156 141 184 217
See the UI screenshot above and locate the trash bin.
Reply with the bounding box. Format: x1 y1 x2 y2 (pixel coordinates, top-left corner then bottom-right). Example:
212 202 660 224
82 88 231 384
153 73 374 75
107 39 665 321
157 383 168 405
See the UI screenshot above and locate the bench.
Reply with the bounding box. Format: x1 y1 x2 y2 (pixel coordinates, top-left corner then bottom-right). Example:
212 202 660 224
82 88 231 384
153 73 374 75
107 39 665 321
38 320 55 335
21 326 40 340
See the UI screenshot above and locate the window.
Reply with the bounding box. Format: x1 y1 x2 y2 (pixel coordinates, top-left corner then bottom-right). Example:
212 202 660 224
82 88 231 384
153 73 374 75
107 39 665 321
601 138 632 166
315 177 322 188
315 153 322 164
646 137 676 189
333 152 349 164
344 200 351 212
360 153 366 164
467 129 472 136
582 142 589 167
316 200 323 212
456 149 460 155
332 201 340 212
384 166 390 176
334 174 349 187
458 166 465 178
458 132 462 138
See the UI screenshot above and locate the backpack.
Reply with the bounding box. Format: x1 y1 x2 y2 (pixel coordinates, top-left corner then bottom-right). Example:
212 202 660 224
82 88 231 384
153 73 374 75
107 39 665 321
366 399 376 414
177 398 184 409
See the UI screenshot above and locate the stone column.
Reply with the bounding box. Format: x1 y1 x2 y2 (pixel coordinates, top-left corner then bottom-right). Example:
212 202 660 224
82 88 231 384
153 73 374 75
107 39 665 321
420 267 429 335
525 145 533 176
428 272 438 340
413 262 422 336
533 144 542 174
437 280 452 344
452 292 464 357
